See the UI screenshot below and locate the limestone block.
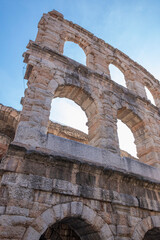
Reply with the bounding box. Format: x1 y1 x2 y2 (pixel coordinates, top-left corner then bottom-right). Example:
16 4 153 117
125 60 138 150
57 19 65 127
48 79 58 92
71 201 83 217
8 186 34 201
0 215 33 227
32 215 48 234
60 202 71 219
41 208 56 227
52 179 78 195
28 175 53 191
99 223 113 239
0 206 5 215
23 226 40 240
81 205 97 226
151 215 160 228
6 206 29 216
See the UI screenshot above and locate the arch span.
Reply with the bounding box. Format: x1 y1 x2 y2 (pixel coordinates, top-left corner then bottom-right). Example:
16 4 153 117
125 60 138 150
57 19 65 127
63 41 86 65
49 84 106 148
22 202 114 240
53 85 97 120
0 104 20 140
132 216 160 240
117 107 145 161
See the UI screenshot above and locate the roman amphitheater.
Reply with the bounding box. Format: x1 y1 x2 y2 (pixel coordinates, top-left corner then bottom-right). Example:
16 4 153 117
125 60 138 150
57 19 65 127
0 10 160 240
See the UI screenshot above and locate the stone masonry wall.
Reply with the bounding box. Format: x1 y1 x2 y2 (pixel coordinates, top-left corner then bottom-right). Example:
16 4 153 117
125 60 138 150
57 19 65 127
15 40 160 166
0 9 160 240
0 144 160 239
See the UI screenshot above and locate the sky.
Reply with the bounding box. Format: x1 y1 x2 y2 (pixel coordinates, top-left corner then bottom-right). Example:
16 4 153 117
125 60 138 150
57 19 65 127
1 0 160 157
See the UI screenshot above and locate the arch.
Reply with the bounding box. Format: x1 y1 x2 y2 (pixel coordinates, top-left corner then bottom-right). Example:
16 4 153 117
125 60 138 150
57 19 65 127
63 41 86 65
117 119 137 158
22 202 114 240
107 55 127 75
132 216 160 240
143 78 159 106
49 97 88 133
109 63 126 87
53 85 97 122
60 31 90 57
59 31 95 70
0 104 20 140
117 107 145 161
48 84 105 148
144 86 156 106
0 104 20 158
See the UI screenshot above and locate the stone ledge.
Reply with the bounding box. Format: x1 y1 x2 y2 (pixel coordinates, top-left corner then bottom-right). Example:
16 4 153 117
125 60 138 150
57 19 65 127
4 138 160 184
46 134 160 183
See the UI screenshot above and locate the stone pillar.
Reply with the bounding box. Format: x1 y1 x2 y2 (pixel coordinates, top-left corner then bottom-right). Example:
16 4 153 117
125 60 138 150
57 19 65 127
126 75 147 98
14 69 53 148
35 11 64 53
98 97 120 154
132 120 160 167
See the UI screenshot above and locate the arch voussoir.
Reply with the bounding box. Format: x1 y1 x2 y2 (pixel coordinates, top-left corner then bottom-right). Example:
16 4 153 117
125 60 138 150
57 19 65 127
22 202 113 240
23 226 41 240
132 216 160 240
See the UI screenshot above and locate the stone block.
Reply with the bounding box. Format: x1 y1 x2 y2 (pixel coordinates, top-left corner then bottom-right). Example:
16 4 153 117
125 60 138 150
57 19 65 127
6 206 29 216
41 208 56 226
71 202 83 217
0 206 5 215
23 226 40 240
0 215 33 226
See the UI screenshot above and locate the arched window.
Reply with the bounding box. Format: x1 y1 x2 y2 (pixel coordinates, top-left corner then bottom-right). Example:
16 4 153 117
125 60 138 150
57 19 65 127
144 86 156 105
117 119 137 159
109 64 126 87
49 97 88 136
63 41 86 65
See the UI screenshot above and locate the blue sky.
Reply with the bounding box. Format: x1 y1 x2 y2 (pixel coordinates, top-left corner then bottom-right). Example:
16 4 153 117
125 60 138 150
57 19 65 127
1 0 160 109
1 0 160 157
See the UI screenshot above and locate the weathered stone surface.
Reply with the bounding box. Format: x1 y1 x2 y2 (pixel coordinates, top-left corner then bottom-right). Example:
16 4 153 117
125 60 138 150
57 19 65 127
0 9 160 240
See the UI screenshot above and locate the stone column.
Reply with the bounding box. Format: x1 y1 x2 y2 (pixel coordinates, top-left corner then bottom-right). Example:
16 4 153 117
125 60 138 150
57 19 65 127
97 95 120 154
132 120 160 167
14 69 53 148
125 73 147 98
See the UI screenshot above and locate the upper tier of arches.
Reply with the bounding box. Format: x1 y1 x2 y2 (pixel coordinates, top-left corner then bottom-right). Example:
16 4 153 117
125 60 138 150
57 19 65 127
35 10 160 108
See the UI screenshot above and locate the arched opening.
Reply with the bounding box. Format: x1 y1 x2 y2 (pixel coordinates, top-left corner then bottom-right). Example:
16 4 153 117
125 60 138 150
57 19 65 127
48 97 88 144
63 41 86 65
109 64 126 87
117 108 145 160
143 227 160 240
117 119 137 159
49 98 88 133
39 217 101 240
48 85 100 146
144 86 156 105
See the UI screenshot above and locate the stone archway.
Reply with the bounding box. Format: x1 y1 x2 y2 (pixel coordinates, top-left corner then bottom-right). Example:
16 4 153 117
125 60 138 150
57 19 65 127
132 216 160 240
0 104 20 158
117 107 147 162
50 84 106 149
22 202 114 240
